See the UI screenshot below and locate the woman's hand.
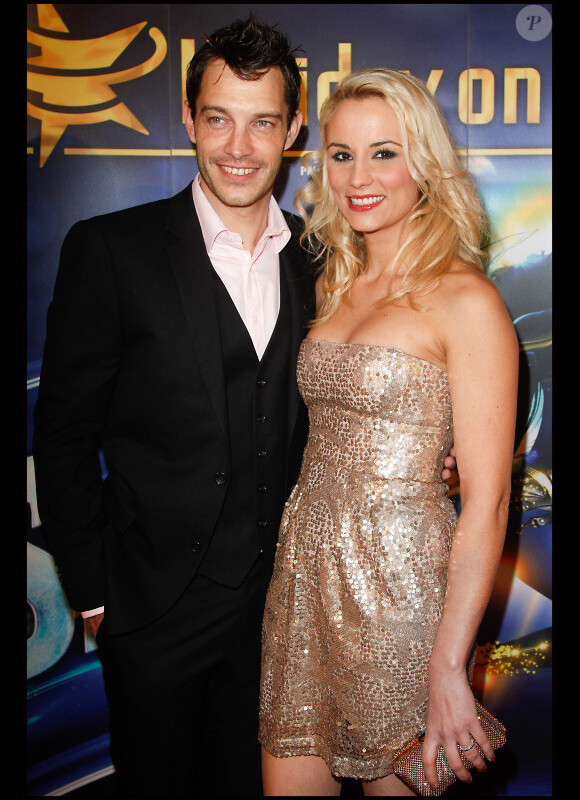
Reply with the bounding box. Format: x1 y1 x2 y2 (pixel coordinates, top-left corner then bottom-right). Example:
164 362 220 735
422 670 494 792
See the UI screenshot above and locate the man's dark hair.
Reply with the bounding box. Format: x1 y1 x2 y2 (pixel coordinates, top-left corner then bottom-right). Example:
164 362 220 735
186 16 302 128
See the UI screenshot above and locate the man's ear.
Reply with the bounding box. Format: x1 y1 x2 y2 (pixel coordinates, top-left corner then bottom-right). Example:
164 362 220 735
184 101 196 144
284 109 303 151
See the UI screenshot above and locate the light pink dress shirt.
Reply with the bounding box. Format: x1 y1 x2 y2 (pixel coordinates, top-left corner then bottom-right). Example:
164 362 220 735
81 175 290 619
192 173 290 359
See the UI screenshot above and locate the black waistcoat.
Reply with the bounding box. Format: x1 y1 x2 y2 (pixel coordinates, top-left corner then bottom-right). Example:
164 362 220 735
197 267 292 587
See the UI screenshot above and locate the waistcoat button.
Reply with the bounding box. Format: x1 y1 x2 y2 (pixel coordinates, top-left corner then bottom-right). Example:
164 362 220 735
214 472 227 485
257 415 267 424
257 449 267 458
191 540 202 552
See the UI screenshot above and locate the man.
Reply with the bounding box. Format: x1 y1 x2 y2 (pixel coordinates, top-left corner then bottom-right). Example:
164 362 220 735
33 17 311 796
33 15 456 797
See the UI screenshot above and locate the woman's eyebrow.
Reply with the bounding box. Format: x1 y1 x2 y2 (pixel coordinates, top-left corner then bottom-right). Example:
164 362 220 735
327 139 401 148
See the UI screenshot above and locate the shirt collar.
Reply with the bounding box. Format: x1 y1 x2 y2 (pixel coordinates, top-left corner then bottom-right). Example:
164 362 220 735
191 173 290 256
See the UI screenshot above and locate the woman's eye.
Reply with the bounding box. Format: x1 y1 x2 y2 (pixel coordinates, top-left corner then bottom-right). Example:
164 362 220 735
331 151 352 162
375 149 397 160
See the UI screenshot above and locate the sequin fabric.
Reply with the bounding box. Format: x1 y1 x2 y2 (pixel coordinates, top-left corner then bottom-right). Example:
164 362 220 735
259 338 457 780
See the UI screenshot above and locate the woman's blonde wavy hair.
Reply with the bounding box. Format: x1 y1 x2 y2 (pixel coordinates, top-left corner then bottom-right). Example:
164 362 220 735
295 68 488 324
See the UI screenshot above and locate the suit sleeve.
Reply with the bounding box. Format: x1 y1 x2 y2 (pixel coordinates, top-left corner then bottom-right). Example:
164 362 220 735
32 219 123 612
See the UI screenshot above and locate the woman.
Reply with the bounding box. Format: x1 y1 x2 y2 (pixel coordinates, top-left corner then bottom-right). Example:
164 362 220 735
259 68 518 796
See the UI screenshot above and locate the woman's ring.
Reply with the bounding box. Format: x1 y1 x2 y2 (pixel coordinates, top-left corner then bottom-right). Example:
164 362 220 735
457 735 477 753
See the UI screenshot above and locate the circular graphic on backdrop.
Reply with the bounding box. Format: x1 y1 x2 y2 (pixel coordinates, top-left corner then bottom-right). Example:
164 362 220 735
516 5 552 41
27 543 75 678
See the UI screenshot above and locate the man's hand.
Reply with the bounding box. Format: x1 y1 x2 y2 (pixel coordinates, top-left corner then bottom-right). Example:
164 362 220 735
442 447 459 495
87 612 104 638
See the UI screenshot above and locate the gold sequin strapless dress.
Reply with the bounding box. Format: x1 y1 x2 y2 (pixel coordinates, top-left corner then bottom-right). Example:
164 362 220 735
259 338 457 780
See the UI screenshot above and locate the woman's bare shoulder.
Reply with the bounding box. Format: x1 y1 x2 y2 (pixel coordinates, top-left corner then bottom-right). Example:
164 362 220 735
435 261 518 362
437 260 506 315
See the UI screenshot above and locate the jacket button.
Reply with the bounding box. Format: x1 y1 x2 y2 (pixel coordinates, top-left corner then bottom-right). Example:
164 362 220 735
257 449 267 458
214 472 227 485
256 378 267 387
258 484 267 493
191 540 202 552
258 519 268 528
257 414 267 424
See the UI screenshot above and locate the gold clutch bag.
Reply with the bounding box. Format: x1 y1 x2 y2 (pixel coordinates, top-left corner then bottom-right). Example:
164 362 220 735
393 701 507 796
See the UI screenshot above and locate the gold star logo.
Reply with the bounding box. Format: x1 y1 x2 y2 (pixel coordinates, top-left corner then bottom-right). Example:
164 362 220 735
27 4 167 166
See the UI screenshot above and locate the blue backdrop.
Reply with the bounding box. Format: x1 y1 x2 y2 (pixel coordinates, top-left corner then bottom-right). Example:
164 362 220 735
27 4 552 795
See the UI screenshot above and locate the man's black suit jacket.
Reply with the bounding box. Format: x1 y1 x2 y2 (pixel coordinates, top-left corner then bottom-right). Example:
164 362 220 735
33 183 315 635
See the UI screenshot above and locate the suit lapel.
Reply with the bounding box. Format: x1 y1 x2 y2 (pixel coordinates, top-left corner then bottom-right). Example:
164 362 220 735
279 214 315 444
163 189 314 446
164 185 229 439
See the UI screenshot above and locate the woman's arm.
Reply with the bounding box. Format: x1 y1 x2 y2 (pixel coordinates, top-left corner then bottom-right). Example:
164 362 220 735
422 272 519 791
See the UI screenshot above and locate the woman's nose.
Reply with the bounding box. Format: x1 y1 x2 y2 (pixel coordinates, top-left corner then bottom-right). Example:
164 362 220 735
349 159 372 187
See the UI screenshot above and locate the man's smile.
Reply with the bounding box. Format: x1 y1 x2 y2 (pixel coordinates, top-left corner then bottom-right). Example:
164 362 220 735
221 165 259 176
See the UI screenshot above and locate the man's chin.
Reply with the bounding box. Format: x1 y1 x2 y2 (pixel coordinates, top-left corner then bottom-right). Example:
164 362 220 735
199 165 279 211
213 184 273 209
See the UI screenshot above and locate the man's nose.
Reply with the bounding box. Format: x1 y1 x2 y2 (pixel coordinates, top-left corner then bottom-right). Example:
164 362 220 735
223 125 253 160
